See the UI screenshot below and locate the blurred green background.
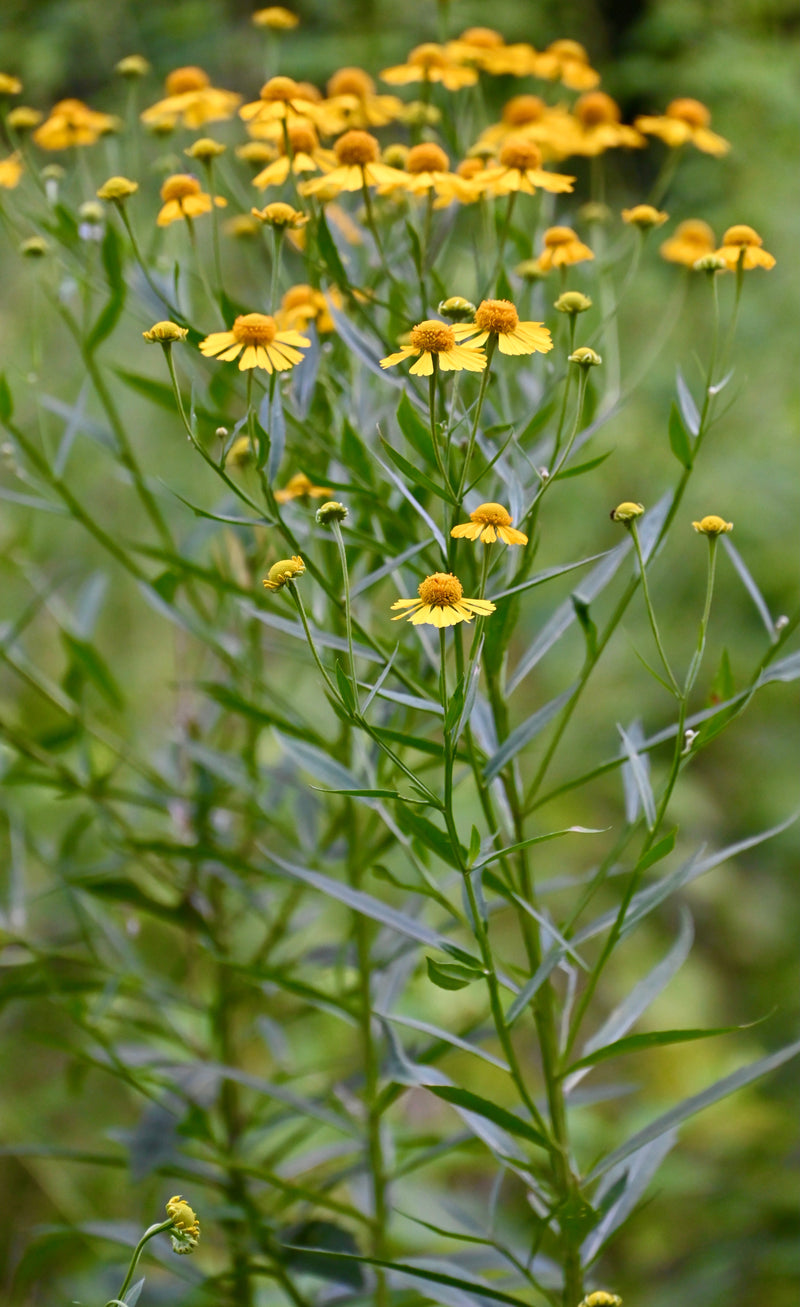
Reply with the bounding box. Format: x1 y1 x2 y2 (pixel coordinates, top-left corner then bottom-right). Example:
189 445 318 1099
1 1 798 1305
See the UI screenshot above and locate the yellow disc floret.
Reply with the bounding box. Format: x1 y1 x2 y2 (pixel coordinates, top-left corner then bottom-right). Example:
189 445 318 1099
418 573 464 607
264 556 306 590
409 320 457 352
475 299 519 334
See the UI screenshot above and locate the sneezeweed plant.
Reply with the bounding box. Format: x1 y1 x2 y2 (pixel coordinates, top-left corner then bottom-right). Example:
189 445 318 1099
0 13 796 1307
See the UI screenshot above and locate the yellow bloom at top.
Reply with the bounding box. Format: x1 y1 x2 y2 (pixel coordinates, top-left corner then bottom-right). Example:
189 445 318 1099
141 67 242 131
240 76 323 128
300 129 405 199
381 43 478 92
635 98 729 156
579 1295 622 1307
166 1194 200 1255
380 142 478 204
0 73 23 96
156 174 227 226
0 152 23 189
454 299 553 357
278 284 341 334
275 472 333 503
536 226 594 271
251 201 308 229
252 6 299 28
200 313 311 373
380 319 487 377
264 556 305 591
33 99 119 150
565 92 645 157
252 122 333 189
622 204 668 230
391 572 496 628
714 224 775 270
477 94 578 159
451 503 528 546
659 218 716 266
692 514 732 536
533 39 600 90
445 28 534 77
325 67 406 130
472 138 575 197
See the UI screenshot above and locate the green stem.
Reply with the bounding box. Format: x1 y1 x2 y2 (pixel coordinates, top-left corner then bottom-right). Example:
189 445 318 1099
332 518 358 711
106 1219 175 1306
630 520 682 697
456 337 496 499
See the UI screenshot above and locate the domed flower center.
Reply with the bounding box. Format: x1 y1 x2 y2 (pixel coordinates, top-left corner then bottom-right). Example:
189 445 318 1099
288 123 318 154
328 67 376 98
232 313 278 345
470 502 512 527
499 137 542 171
418 573 464 607
503 95 546 126
667 97 710 128
409 43 448 70
282 284 315 310
160 174 202 202
460 27 504 48
475 299 519 334
260 76 302 103
544 225 577 247
576 92 620 126
409 320 456 352
722 224 761 247
548 39 588 61
334 129 380 165
457 158 484 179
406 142 449 174
675 219 715 246
165 66 210 95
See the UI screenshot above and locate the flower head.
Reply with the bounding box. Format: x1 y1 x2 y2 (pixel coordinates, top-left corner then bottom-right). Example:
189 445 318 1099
715 224 775 270
115 55 150 79
471 136 575 197
97 175 139 202
252 201 308 229
251 121 333 189
555 290 592 314
199 313 310 373
380 43 478 92
610 501 644 523
635 98 729 156
693 253 728 273
300 128 404 198
240 76 321 128
33 99 119 150
534 39 600 91
0 152 23 189
454 298 553 357
692 514 732 536
253 6 299 28
451 503 528 546
0 73 22 96
278 284 340 334
438 296 477 322
380 319 487 376
569 346 602 367
536 226 594 271
622 204 668 229
142 320 188 344
166 1195 200 1255
316 500 348 524
567 92 645 156
6 106 42 131
275 472 332 503
185 137 226 162
20 236 49 258
579 1295 622 1307
157 173 226 226
391 572 496 628
659 218 716 266
263 556 305 590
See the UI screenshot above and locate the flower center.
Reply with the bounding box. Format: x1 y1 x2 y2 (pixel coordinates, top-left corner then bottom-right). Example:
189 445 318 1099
674 219 715 246
667 97 710 128
334 129 380 165
499 137 542 171
260 76 302 103
457 158 485 179
406 142 449 174
503 94 546 126
575 91 620 126
544 225 577 247
418 573 464 607
160 174 202 202
232 313 278 345
548 39 589 62
722 224 761 248
409 320 456 352
288 123 318 154
165 66 210 95
475 299 519 334
470 502 512 527
282 284 315 310
327 67 376 98
409 43 448 70
460 27 504 48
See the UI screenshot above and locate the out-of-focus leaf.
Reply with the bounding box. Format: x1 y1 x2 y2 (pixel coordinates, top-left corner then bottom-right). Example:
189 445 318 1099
381 436 455 503
483 686 576 781
676 365 701 435
280 1221 364 1289
721 535 776 640
61 632 124 710
668 402 693 468
428 1086 552 1152
426 956 486 990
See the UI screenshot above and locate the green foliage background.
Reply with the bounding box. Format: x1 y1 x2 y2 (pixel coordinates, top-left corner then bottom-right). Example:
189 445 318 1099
0 1 798 1305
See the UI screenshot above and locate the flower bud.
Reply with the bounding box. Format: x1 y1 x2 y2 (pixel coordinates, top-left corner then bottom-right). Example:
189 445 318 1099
142 320 188 344
97 175 139 202
515 258 547 281
621 204 668 229
569 346 602 367
185 137 226 162
610 501 644 524
116 54 150 78
316 500 348 524
555 290 592 315
693 252 727 273
692 514 732 536
438 295 477 322
20 235 49 258
263 556 305 590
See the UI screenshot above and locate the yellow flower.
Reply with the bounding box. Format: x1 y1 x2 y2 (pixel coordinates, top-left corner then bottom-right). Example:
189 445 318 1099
391 572 496 627
454 298 553 357
300 129 406 198
610 501 644 523
316 500 348 524
237 140 278 167
142 321 188 344
379 141 479 204
252 201 308 229
569 346 602 367
659 218 716 266
472 137 575 197
263 556 305 589
635 98 729 156
199 313 311 373
555 290 592 314
20 236 49 258
477 93 577 158
566 92 645 157
115 55 150 79
692 514 733 536
536 226 594 271
622 204 668 229
451 503 528 546
33 99 119 150
185 137 226 162
97 175 139 202
166 1195 200 1254
438 296 477 321
714 224 775 270
278 284 341 334
226 434 255 467
252 6 299 28
156 173 227 226
141 67 241 130
0 73 22 96
274 472 333 503
0 152 23 189
6 106 42 131
533 39 600 90
380 319 487 377
252 122 334 189
326 67 406 130
579 1295 622 1307
381 43 478 92
445 28 534 77
240 76 323 128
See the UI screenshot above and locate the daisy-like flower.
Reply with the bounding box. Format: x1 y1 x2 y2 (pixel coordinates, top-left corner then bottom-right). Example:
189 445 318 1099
622 204 668 230
199 313 310 373
251 201 308 230
252 6 299 28
565 92 645 157
445 28 534 77
533 39 600 91
692 514 733 536
472 137 575 197
380 319 487 376
156 173 227 226
263 556 305 589
536 226 594 271
140 67 241 131
274 471 333 503
451 503 528 546
714 224 775 270
659 219 716 266
279 284 341 334
166 1195 200 1256
579 1295 622 1307
635 98 729 156
115 55 150 79
0 152 23 189
477 94 577 159
391 572 496 627
381 43 478 92
325 67 406 130
33 99 119 150
380 141 478 204
300 129 405 199
252 122 333 189
454 298 553 357
0 73 22 96
240 76 323 129
97 175 139 203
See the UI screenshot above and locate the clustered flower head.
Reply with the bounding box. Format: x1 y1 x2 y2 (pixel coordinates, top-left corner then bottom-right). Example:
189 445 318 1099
381 319 487 376
263 556 306 590
199 313 310 373
451 503 528 546
579 1295 622 1307
391 572 496 627
166 1195 200 1254
692 514 733 536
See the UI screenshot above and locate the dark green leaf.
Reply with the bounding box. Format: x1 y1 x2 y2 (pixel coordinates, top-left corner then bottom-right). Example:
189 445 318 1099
565 1023 750 1074
555 449 614 480
280 1221 364 1289
572 593 598 659
429 1086 552 1152
634 827 677 874
61 633 124 710
426 956 486 991
334 660 356 714
396 389 431 462
380 436 455 504
668 402 693 469
0 373 13 422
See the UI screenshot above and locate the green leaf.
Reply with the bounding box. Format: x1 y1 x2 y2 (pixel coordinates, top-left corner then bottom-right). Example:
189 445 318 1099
444 676 465 733
380 436 455 504
468 824 482 864
86 224 126 352
676 365 701 435
709 648 735 705
341 419 374 486
634 827 677 874
572 593 598 659
566 1022 750 1074
668 402 693 469
0 373 13 422
334 660 356 714
315 210 349 288
475 825 602 870
396 805 464 869
280 1221 364 1289
484 686 575 781
396 389 431 462
554 449 614 480
61 633 124 710
721 536 776 641
428 1085 553 1152
426 956 486 991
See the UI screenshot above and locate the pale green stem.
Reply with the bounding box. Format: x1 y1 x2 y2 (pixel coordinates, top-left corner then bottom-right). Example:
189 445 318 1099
456 336 496 499
630 520 682 697
331 518 358 711
106 1218 175 1306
